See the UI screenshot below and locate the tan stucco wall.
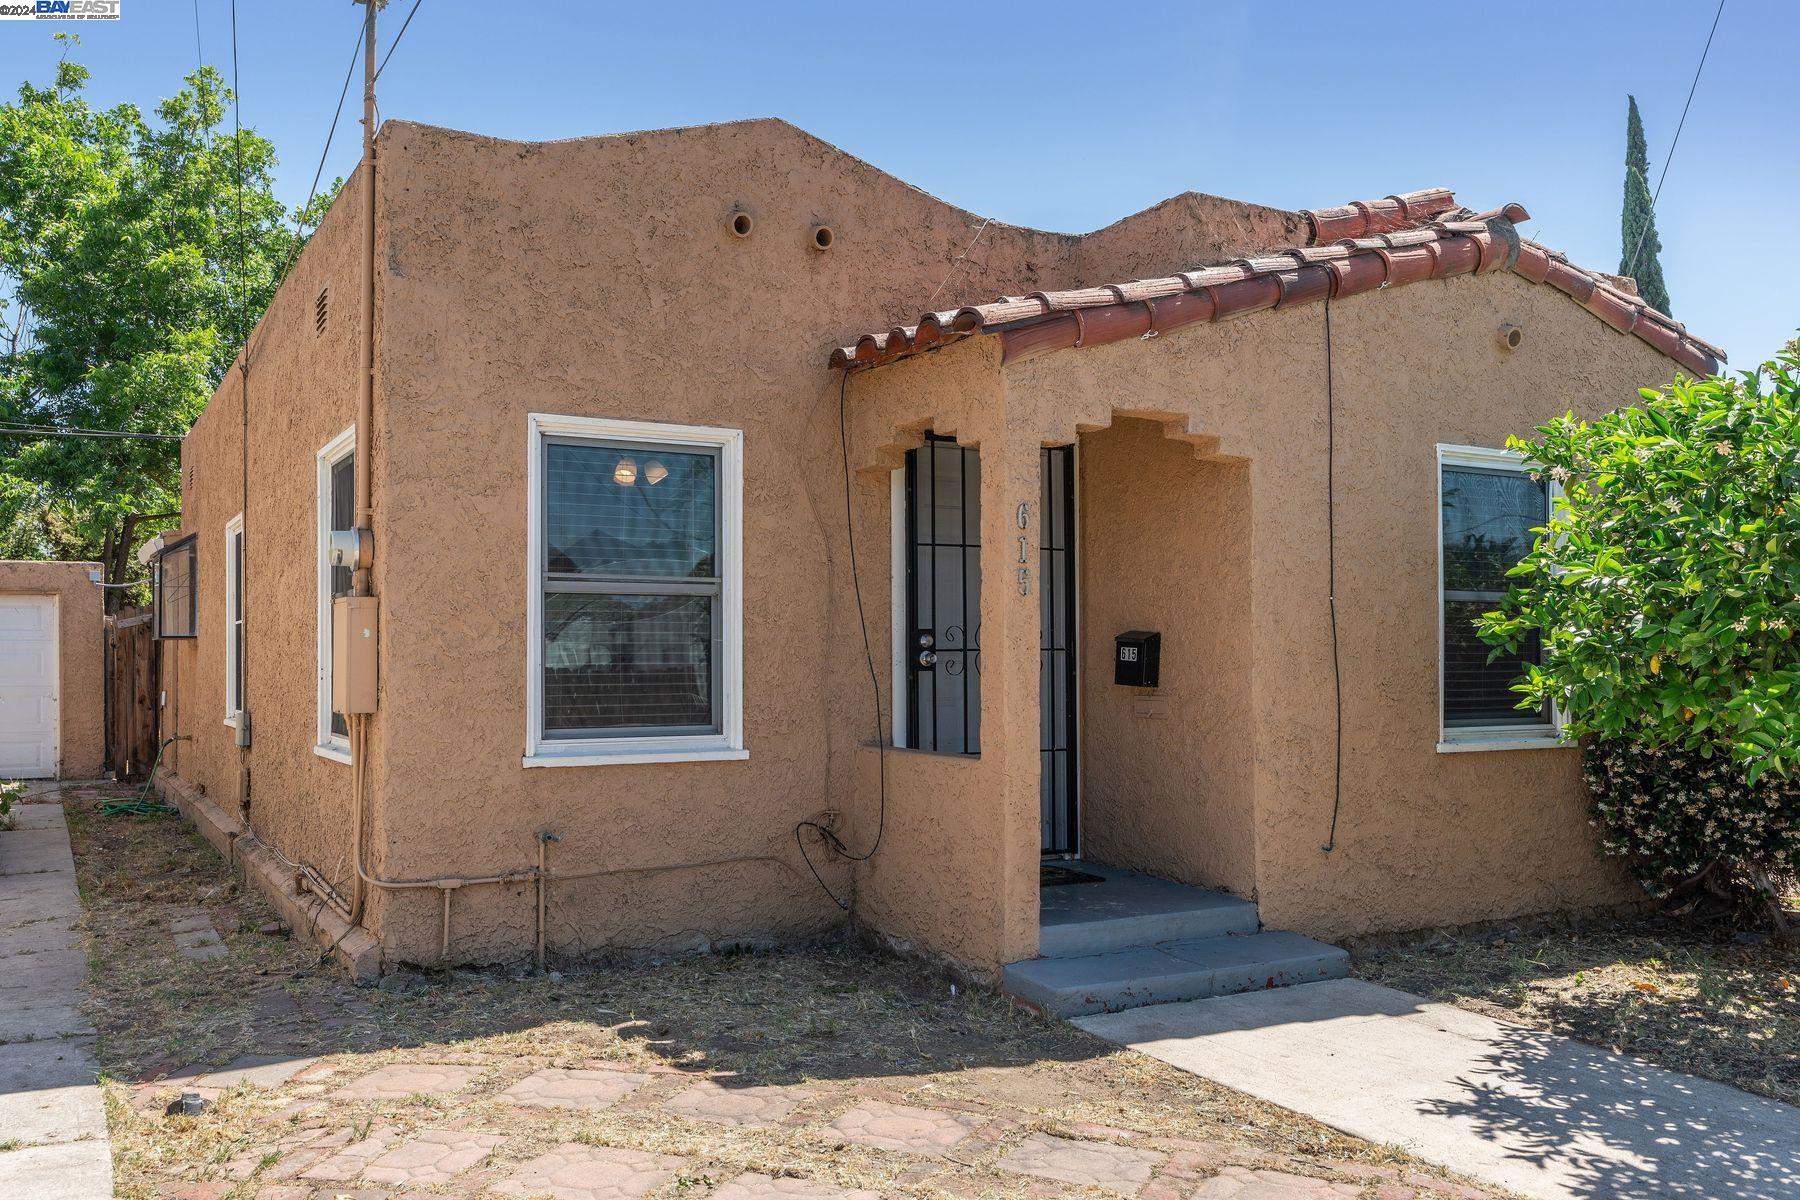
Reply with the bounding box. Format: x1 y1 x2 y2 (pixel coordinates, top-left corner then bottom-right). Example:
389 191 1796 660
360 122 1143 965
1075 424 1256 897
160 161 381 906
1002 268 1671 940
837 339 1042 973
0 560 104 779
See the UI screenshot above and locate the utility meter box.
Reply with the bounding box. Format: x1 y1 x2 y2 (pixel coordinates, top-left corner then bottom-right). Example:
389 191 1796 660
331 595 379 715
1114 630 1160 688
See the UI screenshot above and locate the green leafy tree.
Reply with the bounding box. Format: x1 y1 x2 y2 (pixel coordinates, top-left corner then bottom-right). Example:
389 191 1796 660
1479 344 1800 929
1620 95 1673 315
0 36 330 606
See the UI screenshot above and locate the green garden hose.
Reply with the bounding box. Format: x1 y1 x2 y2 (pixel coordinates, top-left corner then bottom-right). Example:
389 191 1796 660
97 734 187 817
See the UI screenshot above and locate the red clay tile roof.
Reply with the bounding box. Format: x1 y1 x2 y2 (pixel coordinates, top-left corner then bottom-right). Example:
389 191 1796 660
831 190 1724 378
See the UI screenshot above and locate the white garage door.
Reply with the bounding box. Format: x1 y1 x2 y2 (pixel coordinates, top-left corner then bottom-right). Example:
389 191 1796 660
0 595 58 778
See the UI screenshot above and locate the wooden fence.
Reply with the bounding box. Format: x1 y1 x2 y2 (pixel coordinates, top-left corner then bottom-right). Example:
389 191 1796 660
106 607 159 778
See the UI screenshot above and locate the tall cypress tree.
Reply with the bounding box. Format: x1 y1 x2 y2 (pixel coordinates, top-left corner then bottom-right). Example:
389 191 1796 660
1619 96 1672 314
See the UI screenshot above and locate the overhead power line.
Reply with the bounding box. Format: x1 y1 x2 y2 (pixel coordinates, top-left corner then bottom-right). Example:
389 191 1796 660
1625 0 1725 278
375 0 425 80
0 422 184 442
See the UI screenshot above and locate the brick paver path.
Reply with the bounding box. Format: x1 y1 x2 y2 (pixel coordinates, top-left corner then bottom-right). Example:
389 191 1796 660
825 1099 985 1156
361 1128 505 1186
662 1079 805 1126
491 1143 685 1200
711 1173 881 1199
333 1062 481 1100
997 1131 1166 1191
1189 1165 1364 1198
499 1065 651 1110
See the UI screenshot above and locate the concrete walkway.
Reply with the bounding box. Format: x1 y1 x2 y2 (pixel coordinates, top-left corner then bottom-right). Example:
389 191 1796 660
1076 977 1800 1200
0 794 112 1200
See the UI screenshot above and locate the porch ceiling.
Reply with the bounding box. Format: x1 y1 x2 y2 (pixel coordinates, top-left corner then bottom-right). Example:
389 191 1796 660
830 190 1724 380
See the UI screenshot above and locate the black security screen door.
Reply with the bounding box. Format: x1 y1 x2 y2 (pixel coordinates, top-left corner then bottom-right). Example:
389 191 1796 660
906 435 981 755
1039 445 1078 855
904 436 1079 856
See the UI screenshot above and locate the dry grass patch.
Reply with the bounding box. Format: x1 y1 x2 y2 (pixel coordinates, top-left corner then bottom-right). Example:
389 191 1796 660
63 783 1509 1199
1352 917 1800 1105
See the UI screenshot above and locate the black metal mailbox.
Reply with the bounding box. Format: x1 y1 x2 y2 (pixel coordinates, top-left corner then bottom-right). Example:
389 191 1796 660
1114 630 1160 688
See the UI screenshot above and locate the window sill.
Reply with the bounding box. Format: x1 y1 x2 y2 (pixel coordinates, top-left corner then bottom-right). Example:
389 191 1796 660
313 742 352 765
523 746 749 768
224 714 239 730
1437 732 1570 754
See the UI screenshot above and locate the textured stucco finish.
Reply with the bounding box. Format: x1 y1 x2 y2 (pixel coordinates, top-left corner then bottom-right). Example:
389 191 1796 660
162 115 1684 973
1076 426 1256 897
0 560 104 778
159 160 375 904
168 119 1295 968
1001 269 1667 939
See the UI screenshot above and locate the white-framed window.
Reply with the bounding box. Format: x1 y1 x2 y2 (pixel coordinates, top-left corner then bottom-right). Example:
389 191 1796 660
1437 443 1565 752
524 413 745 767
224 513 244 726
315 425 355 764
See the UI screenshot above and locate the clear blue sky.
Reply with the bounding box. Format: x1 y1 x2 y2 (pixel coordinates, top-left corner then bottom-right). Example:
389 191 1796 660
8 0 1795 368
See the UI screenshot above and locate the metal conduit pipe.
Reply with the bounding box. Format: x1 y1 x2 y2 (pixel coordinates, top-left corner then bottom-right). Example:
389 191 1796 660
341 809 816 970
346 0 379 926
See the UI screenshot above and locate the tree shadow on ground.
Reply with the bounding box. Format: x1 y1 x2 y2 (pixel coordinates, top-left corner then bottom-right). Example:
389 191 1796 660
1419 1013 1800 1200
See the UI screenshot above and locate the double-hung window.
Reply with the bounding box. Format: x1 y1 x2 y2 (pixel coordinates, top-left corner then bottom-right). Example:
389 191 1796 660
316 426 355 762
225 514 244 726
525 414 744 766
1437 443 1561 751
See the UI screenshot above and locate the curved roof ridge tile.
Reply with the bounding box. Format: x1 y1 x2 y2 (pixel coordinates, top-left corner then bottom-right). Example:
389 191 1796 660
828 206 1721 375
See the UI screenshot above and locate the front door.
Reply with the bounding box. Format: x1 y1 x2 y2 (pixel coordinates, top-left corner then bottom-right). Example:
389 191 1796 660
903 437 1078 855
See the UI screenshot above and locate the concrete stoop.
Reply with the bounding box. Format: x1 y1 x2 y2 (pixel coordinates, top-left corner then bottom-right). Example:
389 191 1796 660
1004 863 1347 1017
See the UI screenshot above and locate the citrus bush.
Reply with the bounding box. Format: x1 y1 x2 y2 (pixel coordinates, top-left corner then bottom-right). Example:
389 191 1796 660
1480 342 1800 925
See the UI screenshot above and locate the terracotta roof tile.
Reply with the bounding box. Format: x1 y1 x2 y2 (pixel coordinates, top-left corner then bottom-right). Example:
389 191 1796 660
831 188 1723 378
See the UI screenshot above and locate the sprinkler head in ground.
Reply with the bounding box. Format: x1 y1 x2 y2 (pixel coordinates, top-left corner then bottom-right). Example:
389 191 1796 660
165 1091 210 1116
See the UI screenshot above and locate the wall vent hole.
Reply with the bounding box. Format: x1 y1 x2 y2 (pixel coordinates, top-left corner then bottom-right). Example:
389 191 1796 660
730 211 753 239
812 224 835 251
315 287 330 336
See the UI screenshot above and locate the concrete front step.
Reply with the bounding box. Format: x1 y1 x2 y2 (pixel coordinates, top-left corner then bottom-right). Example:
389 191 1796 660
1039 868 1259 958
1003 930 1350 1017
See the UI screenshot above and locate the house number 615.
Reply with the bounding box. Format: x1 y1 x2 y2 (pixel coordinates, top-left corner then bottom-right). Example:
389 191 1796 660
1016 502 1031 594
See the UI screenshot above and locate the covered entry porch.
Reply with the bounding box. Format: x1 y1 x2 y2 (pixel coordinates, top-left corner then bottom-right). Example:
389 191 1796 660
835 335 1298 983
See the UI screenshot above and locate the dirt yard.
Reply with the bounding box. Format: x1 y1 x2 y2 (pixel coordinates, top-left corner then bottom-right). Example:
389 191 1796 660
50 781 1516 1200
1352 914 1800 1107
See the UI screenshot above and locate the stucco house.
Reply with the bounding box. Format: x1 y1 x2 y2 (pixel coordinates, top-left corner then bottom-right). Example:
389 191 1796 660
151 117 1722 1005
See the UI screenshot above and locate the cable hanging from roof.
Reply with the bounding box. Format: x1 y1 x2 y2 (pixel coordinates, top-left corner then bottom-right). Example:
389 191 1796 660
375 0 424 80
1624 0 1726 279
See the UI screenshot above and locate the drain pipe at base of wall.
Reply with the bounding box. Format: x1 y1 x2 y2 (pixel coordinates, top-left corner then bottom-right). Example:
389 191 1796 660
334 819 815 973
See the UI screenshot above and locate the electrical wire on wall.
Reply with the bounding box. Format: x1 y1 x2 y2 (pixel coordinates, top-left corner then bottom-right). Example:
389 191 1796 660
795 370 888 910
1320 297 1345 853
